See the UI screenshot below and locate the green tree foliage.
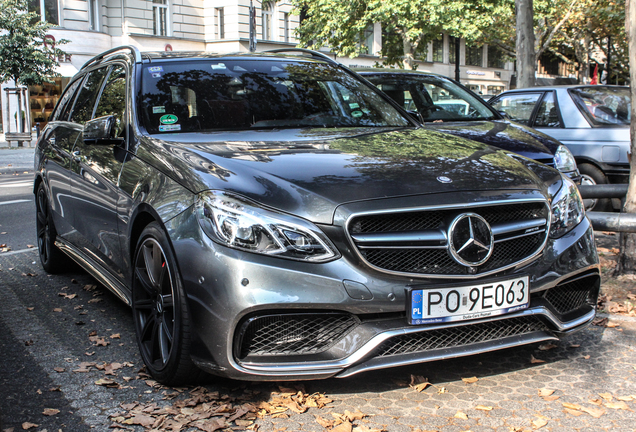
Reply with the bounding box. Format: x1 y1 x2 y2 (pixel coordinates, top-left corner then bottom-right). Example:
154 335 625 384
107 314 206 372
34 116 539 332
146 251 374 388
292 0 509 69
0 0 68 86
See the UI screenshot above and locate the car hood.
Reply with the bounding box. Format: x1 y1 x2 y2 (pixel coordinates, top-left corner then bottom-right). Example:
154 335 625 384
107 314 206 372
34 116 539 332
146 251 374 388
425 120 561 165
140 128 556 224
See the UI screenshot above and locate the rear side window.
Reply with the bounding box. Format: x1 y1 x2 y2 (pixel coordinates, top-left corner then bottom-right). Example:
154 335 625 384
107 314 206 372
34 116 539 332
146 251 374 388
533 92 562 128
569 87 631 126
490 93 541 125
69 67 109 125
52 79 82 122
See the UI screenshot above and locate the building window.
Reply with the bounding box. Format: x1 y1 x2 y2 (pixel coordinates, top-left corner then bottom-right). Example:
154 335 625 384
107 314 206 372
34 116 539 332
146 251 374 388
262 4 272 40
215 7 225 39
362 26 374 55
152 0 169 36
466 44 483 67
432 34 443 63
487 45 506 69
283 12 289 43
28 0 59 25
449 37 457 64
89 0 100 31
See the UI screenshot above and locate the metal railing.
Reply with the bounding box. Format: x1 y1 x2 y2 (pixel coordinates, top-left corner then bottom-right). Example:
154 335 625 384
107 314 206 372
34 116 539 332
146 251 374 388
577 184 636 233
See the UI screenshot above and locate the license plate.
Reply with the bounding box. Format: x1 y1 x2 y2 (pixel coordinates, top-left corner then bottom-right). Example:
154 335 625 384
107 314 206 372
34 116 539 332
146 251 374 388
408 276 529 325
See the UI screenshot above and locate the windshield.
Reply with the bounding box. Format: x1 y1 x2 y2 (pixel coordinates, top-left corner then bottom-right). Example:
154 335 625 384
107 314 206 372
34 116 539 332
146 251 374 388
140 60 410 133
569 86 631 126
365 74 498 122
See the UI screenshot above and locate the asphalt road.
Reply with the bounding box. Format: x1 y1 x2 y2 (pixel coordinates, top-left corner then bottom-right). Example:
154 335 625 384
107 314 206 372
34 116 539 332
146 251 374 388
1 170 636 431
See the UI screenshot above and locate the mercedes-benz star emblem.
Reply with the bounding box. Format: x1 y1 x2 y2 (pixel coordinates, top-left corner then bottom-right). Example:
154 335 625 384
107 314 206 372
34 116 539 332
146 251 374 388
448 213 494 267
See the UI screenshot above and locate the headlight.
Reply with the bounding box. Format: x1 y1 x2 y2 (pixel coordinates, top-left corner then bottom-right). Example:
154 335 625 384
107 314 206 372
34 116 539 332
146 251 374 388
195 191 338 262
554 145 577 172
550 175 585 238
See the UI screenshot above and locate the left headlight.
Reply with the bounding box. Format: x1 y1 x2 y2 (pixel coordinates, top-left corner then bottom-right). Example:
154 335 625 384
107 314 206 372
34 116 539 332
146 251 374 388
195 191 339 262
550 175 585 238
554 145 577 172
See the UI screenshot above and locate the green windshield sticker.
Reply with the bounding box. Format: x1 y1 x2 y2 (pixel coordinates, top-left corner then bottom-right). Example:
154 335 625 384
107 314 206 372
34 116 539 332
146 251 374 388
351 110 363 118
160 114 178 125
349 103 360 109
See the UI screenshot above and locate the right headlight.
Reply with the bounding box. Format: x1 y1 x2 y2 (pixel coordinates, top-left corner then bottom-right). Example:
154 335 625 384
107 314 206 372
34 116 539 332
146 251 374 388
195 191 339 262
550 175 585 238
554 145 577 172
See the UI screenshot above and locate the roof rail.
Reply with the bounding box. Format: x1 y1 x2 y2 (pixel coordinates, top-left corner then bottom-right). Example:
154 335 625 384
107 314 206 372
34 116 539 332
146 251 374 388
265 48 339 65
81 45 143 71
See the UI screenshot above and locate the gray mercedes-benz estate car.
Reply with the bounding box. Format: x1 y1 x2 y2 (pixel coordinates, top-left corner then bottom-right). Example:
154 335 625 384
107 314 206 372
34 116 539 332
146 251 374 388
34 47 600 385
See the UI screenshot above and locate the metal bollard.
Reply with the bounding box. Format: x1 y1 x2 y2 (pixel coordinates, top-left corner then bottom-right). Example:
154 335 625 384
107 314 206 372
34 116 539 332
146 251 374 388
587 212 636 233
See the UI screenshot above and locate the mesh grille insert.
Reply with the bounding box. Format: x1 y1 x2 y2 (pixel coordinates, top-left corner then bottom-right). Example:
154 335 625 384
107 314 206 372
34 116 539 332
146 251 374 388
239 313 359 358
544 278 595 315
377 316 548 357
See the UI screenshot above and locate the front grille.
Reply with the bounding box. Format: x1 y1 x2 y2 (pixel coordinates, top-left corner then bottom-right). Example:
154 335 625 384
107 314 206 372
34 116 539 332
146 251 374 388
542 275 599 315
349 201 548 276
377 316 548 357
238 313 359 358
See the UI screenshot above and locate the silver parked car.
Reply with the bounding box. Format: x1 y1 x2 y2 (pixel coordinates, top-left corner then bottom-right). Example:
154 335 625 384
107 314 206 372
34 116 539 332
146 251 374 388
489 86 631 211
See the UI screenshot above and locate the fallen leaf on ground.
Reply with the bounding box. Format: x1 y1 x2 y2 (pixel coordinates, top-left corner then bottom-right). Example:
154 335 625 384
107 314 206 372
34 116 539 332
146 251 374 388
95 378 121 388
582 355 591 360
454 411 468 419
462 376 479 384
538 343 557 351
564 408 583 416
315 415 333 428
543 395 560 401
21 422 38 430
53 367 65 373
605 401 629 410
599 392 613 401
409 375 431 392
532 418 548 429
53 308 62 312
42 408 59 416
580 406 605 418
110 333 121 339
530 355 545 364
538 388 555 397
616 395 635 401
569 344 580 348
475 405 493 411
331 421 353 432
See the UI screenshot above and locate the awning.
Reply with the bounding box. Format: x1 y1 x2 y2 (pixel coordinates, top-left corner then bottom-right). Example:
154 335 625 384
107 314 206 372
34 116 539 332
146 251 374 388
55 63 79 77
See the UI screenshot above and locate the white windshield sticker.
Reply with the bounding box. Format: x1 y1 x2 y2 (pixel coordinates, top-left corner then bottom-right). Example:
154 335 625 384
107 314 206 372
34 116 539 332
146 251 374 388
159 124 181 132
211 63 227 70
153 106 166 114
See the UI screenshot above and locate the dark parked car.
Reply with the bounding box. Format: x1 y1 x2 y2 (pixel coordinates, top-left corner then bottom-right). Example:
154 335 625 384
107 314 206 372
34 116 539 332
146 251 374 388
490 85 631 211
356 69 580 183
35 47 600 385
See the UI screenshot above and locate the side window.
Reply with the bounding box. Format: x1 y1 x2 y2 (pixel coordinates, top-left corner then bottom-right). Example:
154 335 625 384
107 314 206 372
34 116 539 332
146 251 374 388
94 65 127 136
52 79 81 122
490 93 542 125
533 92 562 128
69 67 109 125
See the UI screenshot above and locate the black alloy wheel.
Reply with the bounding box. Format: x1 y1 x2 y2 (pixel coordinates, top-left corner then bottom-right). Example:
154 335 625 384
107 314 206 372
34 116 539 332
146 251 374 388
132 222 199 385
36 183 69 273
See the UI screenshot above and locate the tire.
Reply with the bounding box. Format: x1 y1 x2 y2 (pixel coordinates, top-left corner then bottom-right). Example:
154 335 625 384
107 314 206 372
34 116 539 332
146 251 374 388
578 163 610 212
132 222 200 385
35 183 72 273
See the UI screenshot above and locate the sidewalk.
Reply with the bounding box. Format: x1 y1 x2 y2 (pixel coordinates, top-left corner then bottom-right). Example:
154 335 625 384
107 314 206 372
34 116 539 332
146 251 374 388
0 146 35 174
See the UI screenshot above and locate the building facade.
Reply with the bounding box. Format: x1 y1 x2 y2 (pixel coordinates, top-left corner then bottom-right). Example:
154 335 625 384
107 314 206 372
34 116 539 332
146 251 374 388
1 0 515 139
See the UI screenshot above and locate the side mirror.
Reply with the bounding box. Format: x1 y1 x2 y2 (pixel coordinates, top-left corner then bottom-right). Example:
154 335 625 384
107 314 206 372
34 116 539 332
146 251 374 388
84 115 124 145
406 110 424 124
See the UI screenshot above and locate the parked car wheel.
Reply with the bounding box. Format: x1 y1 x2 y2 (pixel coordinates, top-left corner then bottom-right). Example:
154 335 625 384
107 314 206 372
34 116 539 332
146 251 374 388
578 163 610 212
132 223 199 385
36 183 71 273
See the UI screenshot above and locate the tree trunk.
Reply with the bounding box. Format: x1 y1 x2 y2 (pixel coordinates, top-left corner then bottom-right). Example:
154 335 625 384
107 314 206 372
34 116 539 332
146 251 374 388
516 0 536 88
615 0 636 275
402 36 415 70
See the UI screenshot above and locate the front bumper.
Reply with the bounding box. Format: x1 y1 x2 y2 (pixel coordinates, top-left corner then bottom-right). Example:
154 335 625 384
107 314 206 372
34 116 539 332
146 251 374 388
168 210 600 381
